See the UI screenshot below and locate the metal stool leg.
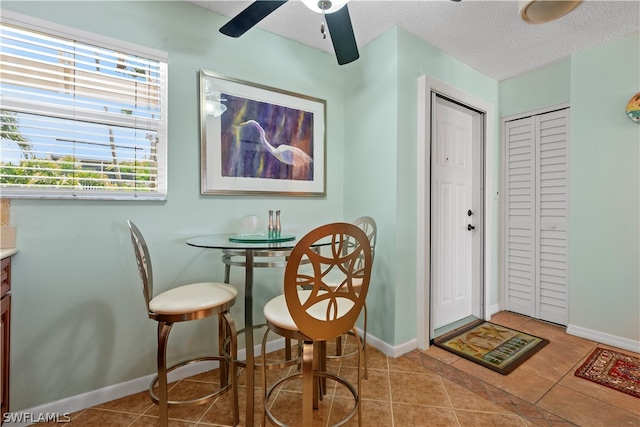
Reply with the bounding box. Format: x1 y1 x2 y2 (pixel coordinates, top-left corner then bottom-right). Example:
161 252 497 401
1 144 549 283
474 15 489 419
157 322 172 427
223 311 239 426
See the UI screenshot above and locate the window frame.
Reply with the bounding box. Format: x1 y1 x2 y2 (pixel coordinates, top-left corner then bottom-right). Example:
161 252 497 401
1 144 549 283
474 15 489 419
0 11 169 200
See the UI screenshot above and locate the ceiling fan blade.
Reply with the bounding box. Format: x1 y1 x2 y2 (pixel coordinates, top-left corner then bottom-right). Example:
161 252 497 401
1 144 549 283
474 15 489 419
220 1 288 38
325 5 359 65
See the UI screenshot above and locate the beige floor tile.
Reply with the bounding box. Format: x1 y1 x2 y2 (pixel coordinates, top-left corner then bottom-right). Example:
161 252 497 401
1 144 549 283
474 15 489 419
346 398 393 426
334 365 390 401
23 411 83 427
95 389 155 414
537 384 640 427
421 345 462 364
143 380 216 421
64 408 143 426
363 344 390 371
236 385 265 427
441 377 515 415
327 396 392 426
517 320 597 356
389 370 451 407
517 339 588 382
455 410 528 427
490 311 532 330
197 391 241 426
129 415 196 427
265 389 331 427
451 357 555 404
388 352 434 373
185 367 223 384
69 311 636 427
392 402 460 426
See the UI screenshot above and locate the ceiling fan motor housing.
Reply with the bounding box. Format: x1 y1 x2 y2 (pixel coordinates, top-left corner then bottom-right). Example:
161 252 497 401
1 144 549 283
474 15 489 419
318 1 332 11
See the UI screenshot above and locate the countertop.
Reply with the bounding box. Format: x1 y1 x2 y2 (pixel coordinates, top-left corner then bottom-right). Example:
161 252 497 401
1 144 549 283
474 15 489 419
1 248 18 259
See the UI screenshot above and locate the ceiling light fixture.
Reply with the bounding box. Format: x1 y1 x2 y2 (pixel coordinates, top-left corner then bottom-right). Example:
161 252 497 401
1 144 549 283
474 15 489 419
301 0 350 14
518 0 583 24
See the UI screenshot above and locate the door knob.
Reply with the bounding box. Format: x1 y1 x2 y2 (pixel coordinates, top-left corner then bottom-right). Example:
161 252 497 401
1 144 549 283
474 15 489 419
468 209 474 216
467 224 475 231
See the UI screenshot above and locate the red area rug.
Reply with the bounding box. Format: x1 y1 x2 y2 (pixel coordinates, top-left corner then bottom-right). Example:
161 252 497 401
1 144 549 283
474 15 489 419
574 347 640 398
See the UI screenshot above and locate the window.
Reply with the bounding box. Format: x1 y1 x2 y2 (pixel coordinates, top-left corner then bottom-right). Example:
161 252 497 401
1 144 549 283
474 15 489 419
0 12 168 200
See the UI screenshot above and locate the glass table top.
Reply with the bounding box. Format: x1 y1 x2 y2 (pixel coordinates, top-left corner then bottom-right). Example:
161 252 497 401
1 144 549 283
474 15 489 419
186 233 305 250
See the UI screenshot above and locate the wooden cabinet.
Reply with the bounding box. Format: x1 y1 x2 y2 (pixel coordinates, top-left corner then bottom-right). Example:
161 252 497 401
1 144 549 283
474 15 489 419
0 257 10 424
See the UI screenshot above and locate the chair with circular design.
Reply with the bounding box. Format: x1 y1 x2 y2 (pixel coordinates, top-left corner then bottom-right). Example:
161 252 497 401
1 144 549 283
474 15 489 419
327 216 376 379
287 216 377 376
260 222 373 427
127 220 239 427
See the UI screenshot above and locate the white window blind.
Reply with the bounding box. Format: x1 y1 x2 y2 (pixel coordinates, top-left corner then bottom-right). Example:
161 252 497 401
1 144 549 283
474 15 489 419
0 12 168 200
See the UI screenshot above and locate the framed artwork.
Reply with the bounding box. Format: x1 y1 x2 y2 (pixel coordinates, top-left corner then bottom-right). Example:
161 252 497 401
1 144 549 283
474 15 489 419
199 69 326 195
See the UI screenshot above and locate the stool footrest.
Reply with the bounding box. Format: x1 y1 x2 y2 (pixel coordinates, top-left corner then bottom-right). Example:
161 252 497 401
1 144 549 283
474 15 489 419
264 371 359 427
149 356 232 408
227 325 301 370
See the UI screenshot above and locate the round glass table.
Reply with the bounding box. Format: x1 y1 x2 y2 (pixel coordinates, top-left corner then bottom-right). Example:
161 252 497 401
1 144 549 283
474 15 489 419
185 233 327 426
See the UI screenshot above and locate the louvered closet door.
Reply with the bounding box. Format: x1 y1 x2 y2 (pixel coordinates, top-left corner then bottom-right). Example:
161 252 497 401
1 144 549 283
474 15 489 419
536 110 569 325
505 117 537 318
505 108 569 325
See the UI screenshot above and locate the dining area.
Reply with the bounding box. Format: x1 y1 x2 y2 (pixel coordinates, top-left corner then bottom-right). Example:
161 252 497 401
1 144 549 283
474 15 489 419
128 214 378 426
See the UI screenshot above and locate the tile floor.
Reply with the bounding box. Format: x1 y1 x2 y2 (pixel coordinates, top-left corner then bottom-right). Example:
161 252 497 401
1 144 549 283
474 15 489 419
37 311 639 426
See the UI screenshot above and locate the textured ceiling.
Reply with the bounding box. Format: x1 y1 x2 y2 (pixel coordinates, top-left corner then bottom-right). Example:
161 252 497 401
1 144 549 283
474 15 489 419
187 0 639 81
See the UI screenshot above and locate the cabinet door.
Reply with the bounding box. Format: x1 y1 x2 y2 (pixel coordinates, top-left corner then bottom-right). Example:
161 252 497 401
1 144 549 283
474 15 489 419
1 294 9 421
505 109 569 325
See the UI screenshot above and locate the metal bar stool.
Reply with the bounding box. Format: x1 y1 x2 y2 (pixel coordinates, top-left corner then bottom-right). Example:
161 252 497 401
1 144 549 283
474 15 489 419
128 221 239 427
260 222 373 426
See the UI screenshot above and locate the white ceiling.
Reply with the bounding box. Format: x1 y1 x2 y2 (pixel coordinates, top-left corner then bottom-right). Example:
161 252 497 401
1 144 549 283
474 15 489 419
187 0 639 81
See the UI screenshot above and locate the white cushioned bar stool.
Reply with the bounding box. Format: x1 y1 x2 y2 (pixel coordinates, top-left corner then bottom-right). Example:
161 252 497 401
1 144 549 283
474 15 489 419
128 221 239 427
260 222 373 427
327 216 376 379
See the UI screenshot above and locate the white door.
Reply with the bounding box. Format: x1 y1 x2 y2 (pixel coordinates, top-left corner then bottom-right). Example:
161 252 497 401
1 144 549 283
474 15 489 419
504 108 569 325
431 95 483 330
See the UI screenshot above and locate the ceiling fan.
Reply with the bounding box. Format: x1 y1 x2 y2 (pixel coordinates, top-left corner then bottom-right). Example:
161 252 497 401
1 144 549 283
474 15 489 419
219 0 359 65
220 0 465 66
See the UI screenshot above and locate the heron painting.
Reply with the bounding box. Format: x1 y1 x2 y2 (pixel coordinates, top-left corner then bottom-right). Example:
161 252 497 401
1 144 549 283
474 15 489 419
220 94 314 181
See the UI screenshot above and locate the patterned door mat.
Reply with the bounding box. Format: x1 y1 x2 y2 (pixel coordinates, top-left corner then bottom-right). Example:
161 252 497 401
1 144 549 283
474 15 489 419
434 320 549 375
574 347 640 398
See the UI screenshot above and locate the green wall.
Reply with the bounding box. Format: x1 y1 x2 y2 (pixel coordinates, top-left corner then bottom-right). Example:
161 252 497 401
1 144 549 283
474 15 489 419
394 28 500 344
342 29 400 344
499 59 571 116
3 0 638 413
2 0 347 411
343 27 499 346
499 32 640 344
569 32 640 341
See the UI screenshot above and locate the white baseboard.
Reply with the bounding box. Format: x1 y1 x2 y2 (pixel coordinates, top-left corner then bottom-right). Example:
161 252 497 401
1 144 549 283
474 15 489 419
487 303 501 318
5 337 288 426
566 324 640 353
10 322 636 426
8 332 423 426
487 308 639 354
363 331 416 358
